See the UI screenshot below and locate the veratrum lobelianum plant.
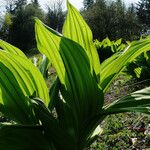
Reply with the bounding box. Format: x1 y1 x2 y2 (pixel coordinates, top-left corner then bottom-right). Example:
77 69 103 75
1 1 150 150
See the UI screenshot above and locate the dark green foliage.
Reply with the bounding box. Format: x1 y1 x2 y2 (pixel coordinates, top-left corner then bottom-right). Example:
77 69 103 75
5 0 27 14
0 0 44 52
0 0 66 52
0 13 12 41
82 0 107 40
45 0 65 33
136 0 150 27
82 0 141 41
83 0 94 9
94 38 127 62
126 51 150 81
8 2 44 52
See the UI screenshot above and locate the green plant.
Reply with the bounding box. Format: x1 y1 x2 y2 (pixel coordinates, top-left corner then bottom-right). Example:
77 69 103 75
94 38 127 62
125 51 150 81
124 36 150 82
1 1 150 150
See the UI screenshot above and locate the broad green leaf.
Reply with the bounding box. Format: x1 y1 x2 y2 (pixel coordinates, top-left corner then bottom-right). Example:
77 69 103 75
100 39 150 92
35 18 103 148
0 124 52 150
100 52 120 71
35 19 66 85
63 1 100 77
35 18 103 113
32 98 75 150
103 87 150 115
0 51 49 123
0 40 27 58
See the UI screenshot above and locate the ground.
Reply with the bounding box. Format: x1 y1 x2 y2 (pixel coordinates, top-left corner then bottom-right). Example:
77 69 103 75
90 74 150 150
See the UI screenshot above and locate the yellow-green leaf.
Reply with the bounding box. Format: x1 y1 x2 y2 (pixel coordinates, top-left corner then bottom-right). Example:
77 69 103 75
0 51 49 123
100 39 150 92
0 40 27 58
63 1 100 77
35 19 66 85
35 19 103 144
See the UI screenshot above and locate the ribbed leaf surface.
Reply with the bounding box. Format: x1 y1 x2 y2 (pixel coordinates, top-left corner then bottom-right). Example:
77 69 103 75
100 52 120 71
100 39 150 92
63 1 100 77
35 18 103 147
0 51 49 123
32 98 75 150
103 87 150 114
0 40 27 58
35 20 66 85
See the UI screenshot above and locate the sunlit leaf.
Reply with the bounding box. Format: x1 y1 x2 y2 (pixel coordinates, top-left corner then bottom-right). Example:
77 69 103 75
0 40 27 58
63 1 100 77
100 39 150 92
103 87 150 114
35 18 104 148
0 51 49 123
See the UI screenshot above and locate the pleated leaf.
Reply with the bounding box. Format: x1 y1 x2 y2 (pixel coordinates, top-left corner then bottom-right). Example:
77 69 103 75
103 87 150 115
35 18 103 147
0 51 49 123
0 124 52 150
0 40 27 58
35 20 66 85
100 39 150 92
32 98 76 150
100 52 120 71
63 1 100 77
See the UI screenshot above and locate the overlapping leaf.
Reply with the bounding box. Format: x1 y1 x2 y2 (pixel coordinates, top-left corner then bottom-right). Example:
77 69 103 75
32 98 75 150
35 17 103 147
63 1 100 77
35 20 66 85
0 51 49 124
0 40 27 58
100 52 120 71
100 39 150 92
103 87 150 115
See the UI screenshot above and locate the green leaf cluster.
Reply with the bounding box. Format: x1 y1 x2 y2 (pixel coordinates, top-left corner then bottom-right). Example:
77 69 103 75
0 1 150 150
94 38 127 62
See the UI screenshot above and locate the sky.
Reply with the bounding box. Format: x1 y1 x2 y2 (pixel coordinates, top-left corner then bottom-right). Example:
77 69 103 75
38 0 138 10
